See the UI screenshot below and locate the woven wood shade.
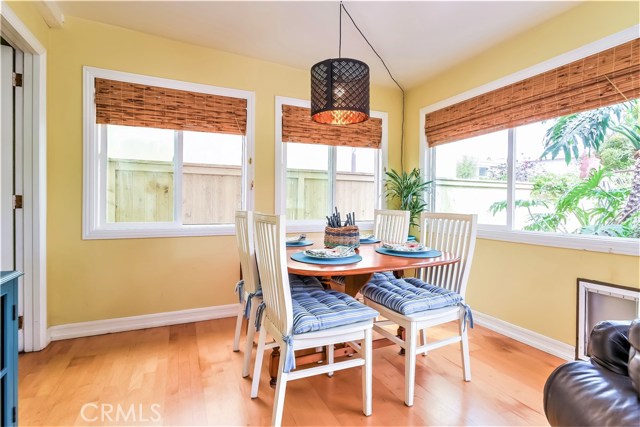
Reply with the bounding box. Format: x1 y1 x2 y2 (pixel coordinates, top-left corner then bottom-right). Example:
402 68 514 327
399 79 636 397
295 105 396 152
95 78 247 135
425 38 640 147
282 104 381 149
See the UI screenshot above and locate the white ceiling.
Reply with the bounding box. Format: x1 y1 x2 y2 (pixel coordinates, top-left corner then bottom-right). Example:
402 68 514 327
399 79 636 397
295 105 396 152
58 1 581 89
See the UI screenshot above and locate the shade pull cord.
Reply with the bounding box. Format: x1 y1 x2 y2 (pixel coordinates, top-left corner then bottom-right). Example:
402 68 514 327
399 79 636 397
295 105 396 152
604 75 628 101
340 2 405 170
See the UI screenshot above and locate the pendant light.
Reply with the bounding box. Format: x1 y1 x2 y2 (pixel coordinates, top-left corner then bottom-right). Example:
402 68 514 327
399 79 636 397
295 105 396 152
311 1 370 125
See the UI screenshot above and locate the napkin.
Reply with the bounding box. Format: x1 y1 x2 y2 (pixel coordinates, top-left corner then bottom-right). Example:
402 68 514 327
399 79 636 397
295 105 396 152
304 246 356 258
286 234 307 243
382 242 428 252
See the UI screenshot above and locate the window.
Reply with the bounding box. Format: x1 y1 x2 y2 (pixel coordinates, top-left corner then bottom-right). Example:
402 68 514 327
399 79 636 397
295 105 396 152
423 37 639 255
276 97 387 231
433 131 509 226
83 67 254 239
427 100 639 253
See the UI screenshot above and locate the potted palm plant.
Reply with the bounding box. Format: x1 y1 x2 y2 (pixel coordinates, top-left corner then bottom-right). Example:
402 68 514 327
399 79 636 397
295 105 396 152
384 168 431 230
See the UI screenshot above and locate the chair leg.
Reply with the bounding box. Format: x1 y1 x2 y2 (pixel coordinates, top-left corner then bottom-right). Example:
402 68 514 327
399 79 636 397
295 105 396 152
362 328 373 416
459 316 471 382
271 341 290 427
326 344 334 377
242 300 258 377
404 322 418 407
420 329 428 356
233 302 244 352
250 324 267 399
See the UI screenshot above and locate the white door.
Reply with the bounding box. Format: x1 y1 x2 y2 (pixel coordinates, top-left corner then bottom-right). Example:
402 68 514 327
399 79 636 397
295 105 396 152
1 43 24 351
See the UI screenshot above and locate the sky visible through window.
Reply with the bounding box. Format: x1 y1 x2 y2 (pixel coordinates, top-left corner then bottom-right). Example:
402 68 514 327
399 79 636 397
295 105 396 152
107 125 243 166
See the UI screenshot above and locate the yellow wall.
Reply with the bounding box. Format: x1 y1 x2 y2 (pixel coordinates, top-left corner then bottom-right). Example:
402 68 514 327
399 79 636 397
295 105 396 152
6 1 640 345
6 4 402 326
406 0 640 344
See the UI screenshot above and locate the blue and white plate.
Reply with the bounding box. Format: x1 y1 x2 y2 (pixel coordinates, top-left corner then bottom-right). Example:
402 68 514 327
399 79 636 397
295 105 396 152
286 240 313 247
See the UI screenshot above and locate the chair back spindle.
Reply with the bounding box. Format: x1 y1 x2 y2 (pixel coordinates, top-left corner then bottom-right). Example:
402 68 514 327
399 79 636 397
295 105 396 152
419 213 477 297
235 211 260 295
253 213 293 337
374 210 410 244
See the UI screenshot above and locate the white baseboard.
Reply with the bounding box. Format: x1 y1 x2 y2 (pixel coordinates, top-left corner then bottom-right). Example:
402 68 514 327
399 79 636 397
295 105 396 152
47 304 239 342
474 311 575 361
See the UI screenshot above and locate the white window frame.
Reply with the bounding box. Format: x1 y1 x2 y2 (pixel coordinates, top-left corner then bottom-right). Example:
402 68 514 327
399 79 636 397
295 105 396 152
275 96 388 233
420 25 640 256
83 67 255 239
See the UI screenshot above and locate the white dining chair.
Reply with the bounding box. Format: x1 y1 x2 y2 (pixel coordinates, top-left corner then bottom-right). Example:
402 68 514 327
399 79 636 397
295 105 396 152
373 209 410 244
251 213 378 426
233 211 263 378
361 212 477 406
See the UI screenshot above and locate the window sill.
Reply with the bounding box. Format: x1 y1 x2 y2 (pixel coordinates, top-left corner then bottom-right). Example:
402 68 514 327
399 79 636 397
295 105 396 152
477 227 639 256
82 223 235 240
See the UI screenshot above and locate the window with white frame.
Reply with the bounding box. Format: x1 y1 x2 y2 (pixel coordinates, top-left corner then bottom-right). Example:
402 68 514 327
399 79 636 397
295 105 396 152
277 97 387 230
431 101 639 239
83 67 254 239
423 37 639 255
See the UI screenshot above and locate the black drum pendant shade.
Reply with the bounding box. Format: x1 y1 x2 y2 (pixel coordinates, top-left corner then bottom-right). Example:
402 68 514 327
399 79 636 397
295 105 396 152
311 58 370 125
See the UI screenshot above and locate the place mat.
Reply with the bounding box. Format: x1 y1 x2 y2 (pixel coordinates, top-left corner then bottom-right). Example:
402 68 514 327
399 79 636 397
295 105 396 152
375 247 442 258
286 240 314 247
359 238 381 244
291 252 363 265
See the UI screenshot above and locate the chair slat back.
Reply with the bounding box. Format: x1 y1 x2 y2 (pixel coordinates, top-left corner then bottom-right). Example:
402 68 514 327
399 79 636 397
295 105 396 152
419 212 477 297
374 209 410 244
235 211 260 294
253 213 293 336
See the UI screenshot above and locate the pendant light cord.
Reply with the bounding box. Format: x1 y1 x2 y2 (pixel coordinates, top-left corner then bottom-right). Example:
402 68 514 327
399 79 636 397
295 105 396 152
338 3 342 58
340 1 405 170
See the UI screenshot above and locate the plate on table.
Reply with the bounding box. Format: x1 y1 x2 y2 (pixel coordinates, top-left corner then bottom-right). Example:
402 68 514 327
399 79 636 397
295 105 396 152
286 240 313 247
382 242 430 253
303 246 356 259
359 234 381 244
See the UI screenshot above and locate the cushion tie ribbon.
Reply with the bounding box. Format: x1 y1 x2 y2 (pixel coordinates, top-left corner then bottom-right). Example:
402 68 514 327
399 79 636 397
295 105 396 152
234 279 244 304
461 303 474 331
282 335 296 373
255 302 266 331
244 292 259 319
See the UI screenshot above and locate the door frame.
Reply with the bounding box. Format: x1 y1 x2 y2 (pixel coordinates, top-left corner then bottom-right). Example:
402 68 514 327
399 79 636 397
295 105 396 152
1 2 47 351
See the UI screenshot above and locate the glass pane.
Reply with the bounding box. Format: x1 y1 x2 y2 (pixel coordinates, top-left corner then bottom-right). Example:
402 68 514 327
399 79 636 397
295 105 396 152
435 131 509 225
106 125 174 223
182 131 243 225
336 146 376 221
513 104 636 237
286 143 329 220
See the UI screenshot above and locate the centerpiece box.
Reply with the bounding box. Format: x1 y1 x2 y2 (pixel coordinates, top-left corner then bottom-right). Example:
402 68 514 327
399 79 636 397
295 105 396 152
324 225 360 248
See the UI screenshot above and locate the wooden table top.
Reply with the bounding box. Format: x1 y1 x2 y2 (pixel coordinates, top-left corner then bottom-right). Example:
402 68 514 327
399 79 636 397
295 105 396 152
286 242 460 277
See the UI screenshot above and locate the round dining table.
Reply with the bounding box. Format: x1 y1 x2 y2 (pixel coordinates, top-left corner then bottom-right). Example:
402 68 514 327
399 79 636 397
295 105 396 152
287 242 460 296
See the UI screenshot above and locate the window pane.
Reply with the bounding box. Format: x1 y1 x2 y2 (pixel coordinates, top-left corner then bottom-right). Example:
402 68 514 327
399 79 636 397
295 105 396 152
336 146 376 221
513 104 636 237
286 143 329 220
182 131 243 225
106 125 174 223
435 131 509 225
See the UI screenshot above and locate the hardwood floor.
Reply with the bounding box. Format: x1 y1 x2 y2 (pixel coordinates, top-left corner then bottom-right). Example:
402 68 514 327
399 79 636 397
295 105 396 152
19 317 563 426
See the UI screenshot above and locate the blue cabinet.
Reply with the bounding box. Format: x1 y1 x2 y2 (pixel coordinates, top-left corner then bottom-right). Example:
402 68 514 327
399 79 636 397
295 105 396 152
1 271 22 427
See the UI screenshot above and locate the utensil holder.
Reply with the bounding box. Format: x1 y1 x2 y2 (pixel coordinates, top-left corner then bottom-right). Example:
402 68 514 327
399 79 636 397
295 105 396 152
324 225 360 248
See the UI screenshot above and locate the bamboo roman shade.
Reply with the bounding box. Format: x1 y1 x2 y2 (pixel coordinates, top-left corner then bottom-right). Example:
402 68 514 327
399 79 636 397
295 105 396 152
282 104 382 148
425 38 640 147
95 78 247 135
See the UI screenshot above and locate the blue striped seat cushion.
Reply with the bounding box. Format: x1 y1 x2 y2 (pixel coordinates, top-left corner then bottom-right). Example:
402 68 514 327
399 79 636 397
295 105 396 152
291 289 379 335
361 271 462 315
289 274 325 292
